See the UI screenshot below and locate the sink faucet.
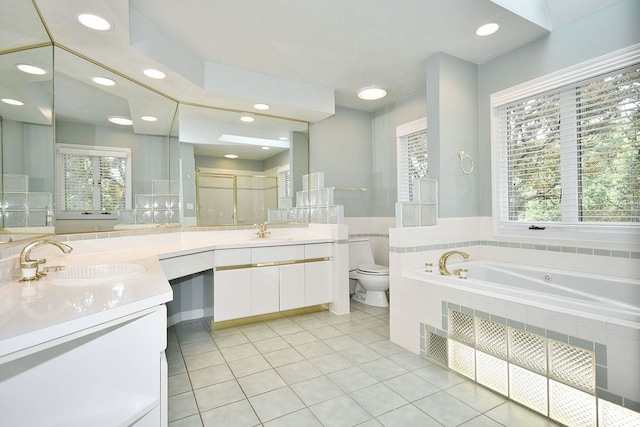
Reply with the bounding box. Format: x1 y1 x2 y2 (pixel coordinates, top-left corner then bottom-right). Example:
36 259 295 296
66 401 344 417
19 239 73 280
255 223 270 239
438 250 469 276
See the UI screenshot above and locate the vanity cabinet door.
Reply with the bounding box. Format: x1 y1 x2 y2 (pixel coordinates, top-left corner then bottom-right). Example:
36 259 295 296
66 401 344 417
214 269 251 321
305 261 333 306
251 266 279 316
279 263 305 311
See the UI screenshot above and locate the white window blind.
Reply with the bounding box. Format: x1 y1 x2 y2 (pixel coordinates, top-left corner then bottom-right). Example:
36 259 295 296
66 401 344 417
495 64 640 225
397 117 428 202
57 145 131 215
278 168 291 198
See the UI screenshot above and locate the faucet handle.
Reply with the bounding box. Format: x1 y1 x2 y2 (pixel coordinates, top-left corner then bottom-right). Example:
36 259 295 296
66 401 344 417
19 260 39 281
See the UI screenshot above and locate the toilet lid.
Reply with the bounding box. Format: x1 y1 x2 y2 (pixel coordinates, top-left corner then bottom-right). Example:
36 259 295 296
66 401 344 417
357 264 389 275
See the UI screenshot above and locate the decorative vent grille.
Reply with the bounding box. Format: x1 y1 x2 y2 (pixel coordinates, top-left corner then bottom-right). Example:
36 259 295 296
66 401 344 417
448 340 475 380
476 351 508 396
509 364 548 416
427 332 447 366
509 328 547 374
449 311 475 346
549 379 597 427
549 340 595 393
477 318 507 359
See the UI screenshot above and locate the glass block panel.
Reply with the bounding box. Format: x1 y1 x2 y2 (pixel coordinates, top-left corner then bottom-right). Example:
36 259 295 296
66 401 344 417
153 209 170 223
317 206 328 223
279 197 293 209
395 203 420 227
4 193 27 210
169 195 179 209
310 207 319 223
4 211 27 227
549 340 595 393
327 205 343 224
427 332 447 366
309 172 324 190
476 351 508 396
420 203 437 226
449 310 475 346
27 211 47 226
170 180 180 194
509 364 548 416
135 210 153 224
117 209 136 224
599 398 640 427
296 191 308 207
152 179 170 194
135 194 154 209
170 209 179 222
27 192 52 209
267 209 282 222
153 195 171 209
414 178 437 203
549 379 596 427
309 189 319 206
318 187 334 206
477 318 507 359
509 328 547 374
3 174 28 192
448 339 475 380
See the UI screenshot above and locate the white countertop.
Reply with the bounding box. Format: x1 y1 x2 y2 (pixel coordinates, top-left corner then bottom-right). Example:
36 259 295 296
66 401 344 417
0 230 334 359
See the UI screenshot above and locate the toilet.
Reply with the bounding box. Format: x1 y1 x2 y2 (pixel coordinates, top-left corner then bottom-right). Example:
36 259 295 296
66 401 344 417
349 239 389 307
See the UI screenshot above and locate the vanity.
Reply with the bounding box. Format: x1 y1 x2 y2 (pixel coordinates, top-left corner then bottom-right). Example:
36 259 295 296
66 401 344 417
0 225 345 426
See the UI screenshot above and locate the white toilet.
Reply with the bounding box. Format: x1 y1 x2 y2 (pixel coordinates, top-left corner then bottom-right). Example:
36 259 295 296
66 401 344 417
349 239 390 307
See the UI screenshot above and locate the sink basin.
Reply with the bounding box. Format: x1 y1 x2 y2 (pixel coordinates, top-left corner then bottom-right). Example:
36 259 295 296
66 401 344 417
48 263 147 286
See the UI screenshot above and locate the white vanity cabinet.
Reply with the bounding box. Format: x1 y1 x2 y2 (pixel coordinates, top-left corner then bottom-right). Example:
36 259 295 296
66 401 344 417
213 242 333 321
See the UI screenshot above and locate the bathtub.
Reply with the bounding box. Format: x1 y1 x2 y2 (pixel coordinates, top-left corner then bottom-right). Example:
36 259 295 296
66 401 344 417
405 260 640 323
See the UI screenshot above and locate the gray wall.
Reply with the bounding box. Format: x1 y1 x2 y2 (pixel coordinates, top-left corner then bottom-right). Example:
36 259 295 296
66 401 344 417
477 0 640 217
310 107 373 217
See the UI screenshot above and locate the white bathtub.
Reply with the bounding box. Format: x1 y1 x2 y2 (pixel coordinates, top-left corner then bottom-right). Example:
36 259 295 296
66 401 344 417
406 260 640 323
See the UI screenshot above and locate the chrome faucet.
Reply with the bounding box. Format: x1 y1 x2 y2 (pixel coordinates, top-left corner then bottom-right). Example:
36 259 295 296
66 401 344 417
438 250 469 276
254 223 270 239
19 239 73 280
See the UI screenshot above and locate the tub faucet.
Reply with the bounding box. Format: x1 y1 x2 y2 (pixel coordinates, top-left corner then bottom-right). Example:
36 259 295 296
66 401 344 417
439 250 469 276
19 239 73 280
254 223 270 239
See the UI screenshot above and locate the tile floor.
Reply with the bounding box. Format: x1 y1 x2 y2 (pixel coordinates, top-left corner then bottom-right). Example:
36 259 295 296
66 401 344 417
167 301 559 426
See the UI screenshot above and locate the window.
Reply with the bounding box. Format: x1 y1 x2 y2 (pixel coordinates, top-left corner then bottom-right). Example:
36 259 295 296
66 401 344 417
397 117 428 202
492 45 640 239
56 144 131 216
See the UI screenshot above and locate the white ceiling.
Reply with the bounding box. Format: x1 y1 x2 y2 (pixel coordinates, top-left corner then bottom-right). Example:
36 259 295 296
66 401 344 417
26 0 619 122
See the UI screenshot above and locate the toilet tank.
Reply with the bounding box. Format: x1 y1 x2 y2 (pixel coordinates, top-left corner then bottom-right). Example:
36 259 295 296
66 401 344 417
349 239 375 270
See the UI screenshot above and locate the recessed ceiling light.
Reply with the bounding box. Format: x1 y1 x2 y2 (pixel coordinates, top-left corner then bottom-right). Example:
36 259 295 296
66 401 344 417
261 146 270 150
77 13 112 31
16 64 46 75
141 116 158 122
108 117 133 126
357 86 387 100
253 103 270 110
224 154 239 159
279 136 289 141
476 22 500 36
240 116 255 122
92 76 116 86
143 68 166 79
2 98 24 106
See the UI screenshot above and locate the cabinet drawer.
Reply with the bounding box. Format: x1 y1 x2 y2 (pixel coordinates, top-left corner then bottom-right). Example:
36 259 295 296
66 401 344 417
214 248 251 267
252 245 304 264
305 243 332 259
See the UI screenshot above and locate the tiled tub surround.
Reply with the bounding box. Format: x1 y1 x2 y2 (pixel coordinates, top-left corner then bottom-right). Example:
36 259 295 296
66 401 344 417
388 217 640 424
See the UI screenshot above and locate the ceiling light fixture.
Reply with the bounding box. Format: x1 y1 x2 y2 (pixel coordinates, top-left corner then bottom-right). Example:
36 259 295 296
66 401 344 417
476 22 500 36
357 86 387 100
143 68 166 79
16 64 46 75
261 147 270 150
253 103 270 110
141 116 158 122
2 98 24 106
240 116 255 122
108 117 133 126
92 76 116 86
279 136 289 141
224 154 239 159
77 13 112 31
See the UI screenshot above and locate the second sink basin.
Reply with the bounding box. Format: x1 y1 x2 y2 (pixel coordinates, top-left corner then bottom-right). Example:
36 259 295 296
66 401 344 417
48 263 147 286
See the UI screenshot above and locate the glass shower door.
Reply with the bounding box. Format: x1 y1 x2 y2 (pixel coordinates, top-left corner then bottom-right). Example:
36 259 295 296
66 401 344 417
196 174 235 226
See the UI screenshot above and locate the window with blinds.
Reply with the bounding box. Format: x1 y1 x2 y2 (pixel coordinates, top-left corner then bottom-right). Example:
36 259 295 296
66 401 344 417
397 117 428 202
494 63 640 226
57 145 131 215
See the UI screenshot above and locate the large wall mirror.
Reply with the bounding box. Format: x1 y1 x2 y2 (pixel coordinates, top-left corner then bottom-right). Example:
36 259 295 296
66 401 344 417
0 1 309 242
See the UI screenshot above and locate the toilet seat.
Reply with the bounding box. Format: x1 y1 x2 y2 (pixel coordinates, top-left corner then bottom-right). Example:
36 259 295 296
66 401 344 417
356 264 389 276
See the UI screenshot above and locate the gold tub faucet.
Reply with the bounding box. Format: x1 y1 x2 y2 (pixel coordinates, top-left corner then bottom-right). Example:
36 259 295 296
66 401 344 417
438 250 469 276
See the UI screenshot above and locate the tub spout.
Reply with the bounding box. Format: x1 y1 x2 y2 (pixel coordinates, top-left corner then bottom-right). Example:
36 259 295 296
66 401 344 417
439 250 469 276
